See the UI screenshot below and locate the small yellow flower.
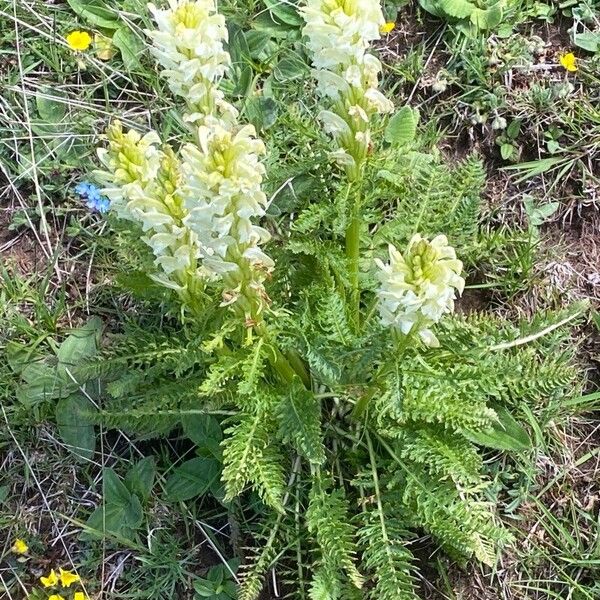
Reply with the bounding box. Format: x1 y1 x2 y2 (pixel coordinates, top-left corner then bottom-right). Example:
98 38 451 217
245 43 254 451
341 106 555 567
380 21 395 34
48 595 65 600
559 52 577 72
66 30 92 51
40 569 59 587
58 568 81 587
11 539 28 554
74 592 87 600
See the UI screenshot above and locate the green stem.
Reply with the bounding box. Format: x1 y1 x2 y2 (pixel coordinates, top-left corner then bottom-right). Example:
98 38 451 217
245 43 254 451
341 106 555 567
345 212 361 331
256 323 311 388
352 331 413 419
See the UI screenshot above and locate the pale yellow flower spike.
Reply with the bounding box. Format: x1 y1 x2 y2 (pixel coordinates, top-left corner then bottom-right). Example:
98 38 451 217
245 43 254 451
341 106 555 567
74 592 88 600
66 30 92 51
59 568 81 587
559 52 577 72
380 21 395 34
48 595 66 600
40 569 59 587
11 538 28 554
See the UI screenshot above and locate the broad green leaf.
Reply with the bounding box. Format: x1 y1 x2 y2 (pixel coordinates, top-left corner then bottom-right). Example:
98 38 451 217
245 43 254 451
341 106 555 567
245 30 273 59
500 143 514 160
263 0 304 26
124 457 156 501
165 457 220 502
574 31 600 52
438 0 477 18
83 468 143 540
273 53 308 82
56 317 102 368
384 106 419 146
112 28 144 70
36 88 66 123
56 393 96 461
470 3 503 29
182 415 223 459
463 407 531 451
66 0 120 29
84 495 142 538
245 96 278 132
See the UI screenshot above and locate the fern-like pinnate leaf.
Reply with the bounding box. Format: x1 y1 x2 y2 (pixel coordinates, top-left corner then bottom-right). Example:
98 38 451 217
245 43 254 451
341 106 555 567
222 410 285 512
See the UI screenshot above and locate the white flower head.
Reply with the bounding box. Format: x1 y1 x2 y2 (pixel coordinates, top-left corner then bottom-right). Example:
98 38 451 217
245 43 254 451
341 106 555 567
147 0 236 123
375 234 465 347
301 0 384 72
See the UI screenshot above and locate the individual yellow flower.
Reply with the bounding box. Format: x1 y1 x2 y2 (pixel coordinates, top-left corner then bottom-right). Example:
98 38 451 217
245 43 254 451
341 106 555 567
380 21 395 34
559 52 577 72
74 592 88 600
40 569 59 587
11 538 28 554
48 595 65 600
58 568 81 587
66 30 92 51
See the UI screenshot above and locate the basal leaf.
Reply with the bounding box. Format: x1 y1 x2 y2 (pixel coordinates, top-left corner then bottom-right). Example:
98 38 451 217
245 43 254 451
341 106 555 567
56 393 96 461
165 457 220 502
124 457 156 502
112 27 144 70
66 0 120 28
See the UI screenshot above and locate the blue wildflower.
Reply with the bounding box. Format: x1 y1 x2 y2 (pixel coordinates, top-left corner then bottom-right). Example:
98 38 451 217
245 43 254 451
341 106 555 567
74 181 92 196
75 180 110 214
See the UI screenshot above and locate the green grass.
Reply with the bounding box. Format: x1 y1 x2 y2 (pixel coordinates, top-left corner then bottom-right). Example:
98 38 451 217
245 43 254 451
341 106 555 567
1 0 599 599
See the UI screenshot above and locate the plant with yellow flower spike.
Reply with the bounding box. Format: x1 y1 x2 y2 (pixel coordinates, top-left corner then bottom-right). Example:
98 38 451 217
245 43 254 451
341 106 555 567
74 593 87 600
48 595 65 600
66 30 92 51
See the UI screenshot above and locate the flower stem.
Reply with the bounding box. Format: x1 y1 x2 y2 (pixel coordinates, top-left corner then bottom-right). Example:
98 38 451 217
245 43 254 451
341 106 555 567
345 189 361 331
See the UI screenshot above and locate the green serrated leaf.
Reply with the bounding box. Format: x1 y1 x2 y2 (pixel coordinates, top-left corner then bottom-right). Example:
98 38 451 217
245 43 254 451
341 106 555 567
500 143 514 160
165 457 220 502
574 31 600 52
470 3 503 29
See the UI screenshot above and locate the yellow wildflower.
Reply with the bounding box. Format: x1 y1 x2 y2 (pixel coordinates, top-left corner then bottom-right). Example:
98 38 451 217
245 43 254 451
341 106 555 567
11 539 28 554
559 52 577 72
40 569 59 587
48 595 65 600
380 21 395 34
66 30 92 51
58 568 81 587
74 593 87 600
